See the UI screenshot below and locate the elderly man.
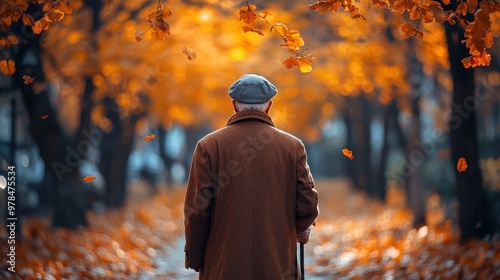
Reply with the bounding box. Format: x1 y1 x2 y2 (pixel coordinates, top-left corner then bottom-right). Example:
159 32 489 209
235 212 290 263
184 74 319 279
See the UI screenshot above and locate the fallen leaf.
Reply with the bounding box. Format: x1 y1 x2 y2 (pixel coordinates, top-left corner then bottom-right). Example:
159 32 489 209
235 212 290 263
181 46 197 60
41 115 48 119
457 157 467 172
143 134 156 142
83 176 96 182
23 75 35 84
342 148 354 160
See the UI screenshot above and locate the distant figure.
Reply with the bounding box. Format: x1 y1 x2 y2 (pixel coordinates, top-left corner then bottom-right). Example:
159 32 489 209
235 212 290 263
184 74 319 279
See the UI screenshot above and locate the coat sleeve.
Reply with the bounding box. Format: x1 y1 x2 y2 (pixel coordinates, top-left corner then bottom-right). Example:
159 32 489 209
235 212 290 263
184 140 214 271
295 141 319 232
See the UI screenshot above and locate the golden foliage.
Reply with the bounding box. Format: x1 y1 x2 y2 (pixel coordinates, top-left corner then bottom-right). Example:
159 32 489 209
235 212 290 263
308 0 500 68
238 3 314 73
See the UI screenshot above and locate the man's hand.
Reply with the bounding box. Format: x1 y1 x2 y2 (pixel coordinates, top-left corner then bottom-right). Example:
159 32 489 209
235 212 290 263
296 227 311 244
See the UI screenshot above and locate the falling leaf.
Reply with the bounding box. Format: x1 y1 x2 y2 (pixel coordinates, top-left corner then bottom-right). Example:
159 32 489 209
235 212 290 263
83 176 96 182
239 4 258 25
0 60 16 76
242 26 264 36
457 157 467 172
23 75 35 84
181 46 197 60
342 148 354 160
143 134 156 142
135 31 146 42
41 115 48 119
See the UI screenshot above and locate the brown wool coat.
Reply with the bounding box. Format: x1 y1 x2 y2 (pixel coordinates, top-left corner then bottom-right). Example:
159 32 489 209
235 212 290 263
184 110 319 280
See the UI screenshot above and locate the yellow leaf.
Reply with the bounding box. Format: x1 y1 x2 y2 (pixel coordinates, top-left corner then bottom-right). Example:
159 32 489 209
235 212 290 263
297 54 314 73
280 30 305 51
0 60 16 76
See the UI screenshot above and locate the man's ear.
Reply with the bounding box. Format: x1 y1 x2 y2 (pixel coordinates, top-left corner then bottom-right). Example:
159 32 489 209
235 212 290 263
264 100 273 114
232 99 239 113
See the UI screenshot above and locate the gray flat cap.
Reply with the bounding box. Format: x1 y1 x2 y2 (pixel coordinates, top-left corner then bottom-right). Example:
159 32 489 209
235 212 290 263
228 74 277 104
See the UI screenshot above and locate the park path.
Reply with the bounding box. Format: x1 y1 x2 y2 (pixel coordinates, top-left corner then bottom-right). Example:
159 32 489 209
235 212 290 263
137 179 351 279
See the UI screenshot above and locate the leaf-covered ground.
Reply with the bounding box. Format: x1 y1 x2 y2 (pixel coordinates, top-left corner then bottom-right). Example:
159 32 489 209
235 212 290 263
1 179 499 279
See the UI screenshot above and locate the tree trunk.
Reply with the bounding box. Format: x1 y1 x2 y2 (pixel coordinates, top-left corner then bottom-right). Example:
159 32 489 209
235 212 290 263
342 95 373 195
444 15 493 241
13 41 87 228
98 97 138 207
406 96 426 227
374 101 399 202
158 125 174 188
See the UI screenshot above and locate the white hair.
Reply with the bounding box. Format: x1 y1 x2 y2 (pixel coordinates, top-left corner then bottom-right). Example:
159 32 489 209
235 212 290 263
235 101 270 112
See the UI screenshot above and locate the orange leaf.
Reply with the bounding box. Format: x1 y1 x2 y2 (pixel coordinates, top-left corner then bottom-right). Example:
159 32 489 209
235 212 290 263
182 46 197 60
457 157 467 172
41 115 48 119
239 4 258 25
23 75 35 84
242 26 264 36
342 148 354 160
83 176 96 182
280 30 305 51
135 31 146 42
401 23 423 39
143 134 156 142
0 60 16 76
297 54 314 73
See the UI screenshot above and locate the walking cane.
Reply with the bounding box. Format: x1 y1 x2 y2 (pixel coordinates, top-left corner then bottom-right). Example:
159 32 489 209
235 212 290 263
300 242 305 280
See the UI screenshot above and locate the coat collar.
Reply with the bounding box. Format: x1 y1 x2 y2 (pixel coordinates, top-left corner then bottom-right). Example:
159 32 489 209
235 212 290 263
226 110 275 127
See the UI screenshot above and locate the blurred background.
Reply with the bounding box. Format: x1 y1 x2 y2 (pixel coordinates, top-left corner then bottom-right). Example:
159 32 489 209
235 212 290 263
0 0 499 279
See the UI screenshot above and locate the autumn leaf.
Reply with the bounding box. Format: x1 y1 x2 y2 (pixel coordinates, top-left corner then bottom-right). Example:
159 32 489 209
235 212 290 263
0 60 16 76
143 134 156 142
22 13 35 26
239 4 258 25
401 23 423 39
135 31 146 42
342 148 354 160
57 1 75 14
0 35 19 48
242 26 264 36
457 157 467 172
308 0 342 14
83 176 97 182
461 52 491 68
181 46 197 60
23 75 35 84
41 115 48 119
146 5 172 40
282 54 314 73
32 18 51 34
280 29 305 51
